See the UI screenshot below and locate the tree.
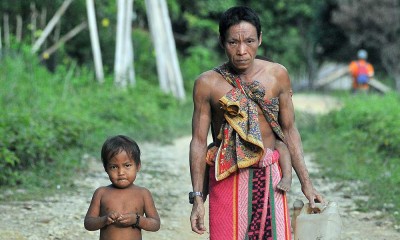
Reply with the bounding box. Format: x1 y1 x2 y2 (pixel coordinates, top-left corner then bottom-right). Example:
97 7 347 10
332 0 400 91
86 0 104 83
241 0 321 88
114 0 135 87
145 0 185 99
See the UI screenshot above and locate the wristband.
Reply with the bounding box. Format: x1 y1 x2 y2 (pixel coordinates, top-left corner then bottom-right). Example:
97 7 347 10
132 213 140 229
189 191 203 204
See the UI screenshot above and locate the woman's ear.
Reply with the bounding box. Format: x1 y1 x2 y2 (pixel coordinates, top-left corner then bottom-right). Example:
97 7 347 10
258 32 262 46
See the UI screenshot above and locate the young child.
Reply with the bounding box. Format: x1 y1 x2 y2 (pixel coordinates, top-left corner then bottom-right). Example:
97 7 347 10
275 140 292 192
84 135 160 240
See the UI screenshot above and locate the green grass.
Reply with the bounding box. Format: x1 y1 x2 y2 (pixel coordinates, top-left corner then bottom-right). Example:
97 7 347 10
298 92 400 224
0 49 194 200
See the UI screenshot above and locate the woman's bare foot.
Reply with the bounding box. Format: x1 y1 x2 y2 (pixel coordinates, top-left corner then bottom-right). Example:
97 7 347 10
277 176 292 192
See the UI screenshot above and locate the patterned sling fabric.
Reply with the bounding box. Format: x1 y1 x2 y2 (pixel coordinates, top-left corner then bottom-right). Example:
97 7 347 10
207 63 285 181
214 63 285 141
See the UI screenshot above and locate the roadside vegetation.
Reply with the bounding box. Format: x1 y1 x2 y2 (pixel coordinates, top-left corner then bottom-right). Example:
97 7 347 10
297 92 400 224
0 47 204 199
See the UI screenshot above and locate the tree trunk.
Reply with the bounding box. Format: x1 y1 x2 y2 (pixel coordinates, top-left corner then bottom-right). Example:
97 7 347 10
0 27 2 51
145 0 167 92
160 0 185 99
40 7 47 29
394 75 400 92
145 0 185 99
114 0 135 87
39 7 48 51
53 20 61 42
114 0 126 87
125 0 135 86
86 0 104 83
32 0 73 53
30 3 38 44
16 15 23 42
40 22 87 59
3 14 10 49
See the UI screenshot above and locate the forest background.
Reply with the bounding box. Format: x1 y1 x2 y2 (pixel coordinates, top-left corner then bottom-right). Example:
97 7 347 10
1 0 400 226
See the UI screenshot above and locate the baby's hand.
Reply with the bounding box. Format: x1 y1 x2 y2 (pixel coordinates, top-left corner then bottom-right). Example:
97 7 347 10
106 211 121 225
116 212 136 227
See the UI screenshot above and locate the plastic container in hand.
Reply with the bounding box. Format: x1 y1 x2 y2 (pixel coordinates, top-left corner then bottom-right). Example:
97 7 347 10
294 201 342 240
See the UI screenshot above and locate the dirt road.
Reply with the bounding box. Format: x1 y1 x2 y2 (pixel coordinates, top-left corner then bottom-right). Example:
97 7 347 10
0 94 399 240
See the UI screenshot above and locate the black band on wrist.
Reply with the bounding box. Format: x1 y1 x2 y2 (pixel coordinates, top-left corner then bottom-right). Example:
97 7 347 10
189 191 203 204
132 213 140 229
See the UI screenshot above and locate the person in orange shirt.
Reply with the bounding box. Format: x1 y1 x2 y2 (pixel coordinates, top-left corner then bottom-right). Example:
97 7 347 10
348 49 374 93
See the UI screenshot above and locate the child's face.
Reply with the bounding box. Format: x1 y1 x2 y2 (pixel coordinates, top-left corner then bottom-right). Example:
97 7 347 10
105 150 140 188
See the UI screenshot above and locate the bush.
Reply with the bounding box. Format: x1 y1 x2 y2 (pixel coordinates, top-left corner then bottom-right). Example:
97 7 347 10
181 45 222 91
0 47 193 190
299 92 400 223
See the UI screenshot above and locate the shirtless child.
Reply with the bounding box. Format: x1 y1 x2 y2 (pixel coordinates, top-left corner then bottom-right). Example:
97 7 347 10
84 135 160 240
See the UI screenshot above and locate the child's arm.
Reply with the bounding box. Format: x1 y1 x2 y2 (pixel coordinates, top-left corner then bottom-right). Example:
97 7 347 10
84 188 120 231
275 140 291 163
275 140 293 192
136 188 161 231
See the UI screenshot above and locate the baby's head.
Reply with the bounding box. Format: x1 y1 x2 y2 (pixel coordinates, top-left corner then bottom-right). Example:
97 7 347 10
101 135 141 170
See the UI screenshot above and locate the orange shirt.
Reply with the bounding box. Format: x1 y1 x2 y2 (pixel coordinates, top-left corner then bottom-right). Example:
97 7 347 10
348 60 374 89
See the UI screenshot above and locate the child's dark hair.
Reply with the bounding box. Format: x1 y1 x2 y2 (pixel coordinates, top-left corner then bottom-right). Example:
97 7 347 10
101 135 141 170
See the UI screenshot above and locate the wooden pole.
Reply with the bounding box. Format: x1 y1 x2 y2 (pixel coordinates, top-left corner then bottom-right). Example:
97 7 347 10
313 66 392 93
313 67 348 89
32 0 73 53
86 0 104 83
368 78 392 93
40 22 87 59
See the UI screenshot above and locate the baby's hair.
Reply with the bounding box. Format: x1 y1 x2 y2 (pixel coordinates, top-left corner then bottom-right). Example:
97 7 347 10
101 135 141 170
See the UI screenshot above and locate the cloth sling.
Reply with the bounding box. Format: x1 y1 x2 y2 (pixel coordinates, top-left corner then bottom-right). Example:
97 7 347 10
208 63 285 181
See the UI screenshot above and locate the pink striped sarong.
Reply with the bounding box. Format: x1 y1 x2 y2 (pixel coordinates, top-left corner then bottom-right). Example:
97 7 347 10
208 150 291 240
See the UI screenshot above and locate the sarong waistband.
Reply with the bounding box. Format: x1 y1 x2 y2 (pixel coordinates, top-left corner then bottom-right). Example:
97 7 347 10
206 145 279 169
